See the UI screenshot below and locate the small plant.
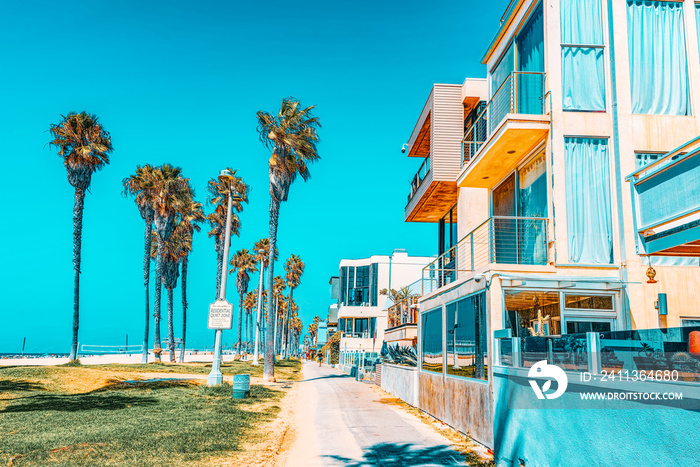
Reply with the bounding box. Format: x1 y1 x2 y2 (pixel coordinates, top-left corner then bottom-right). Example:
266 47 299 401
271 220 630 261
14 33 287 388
63 359 82 367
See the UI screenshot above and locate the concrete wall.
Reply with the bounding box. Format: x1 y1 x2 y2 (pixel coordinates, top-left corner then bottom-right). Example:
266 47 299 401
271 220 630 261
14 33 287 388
492 366 700 467
380 363 419 407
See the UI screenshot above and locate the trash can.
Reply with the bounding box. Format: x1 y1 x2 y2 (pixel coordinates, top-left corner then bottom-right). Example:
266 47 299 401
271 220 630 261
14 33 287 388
232 374 250 399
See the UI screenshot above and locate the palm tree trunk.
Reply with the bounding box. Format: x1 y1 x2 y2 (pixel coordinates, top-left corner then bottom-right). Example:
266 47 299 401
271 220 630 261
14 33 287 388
168 286 175 362
179 257 188 363
69 188 85 361
154 240 164 362
142 216 152 364
264 197 280 381
237 293 244 355
284 287 294 358
215 239 223 299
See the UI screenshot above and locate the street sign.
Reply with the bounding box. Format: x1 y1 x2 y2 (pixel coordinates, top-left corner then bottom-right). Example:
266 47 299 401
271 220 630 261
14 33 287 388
207 299 233 330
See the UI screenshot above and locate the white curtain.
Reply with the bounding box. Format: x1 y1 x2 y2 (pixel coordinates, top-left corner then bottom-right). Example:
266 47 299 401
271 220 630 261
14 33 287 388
565 138 614 264
627 0 689 115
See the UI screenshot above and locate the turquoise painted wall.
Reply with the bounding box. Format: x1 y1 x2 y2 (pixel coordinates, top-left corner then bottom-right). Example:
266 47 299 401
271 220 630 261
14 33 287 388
493 372 700 466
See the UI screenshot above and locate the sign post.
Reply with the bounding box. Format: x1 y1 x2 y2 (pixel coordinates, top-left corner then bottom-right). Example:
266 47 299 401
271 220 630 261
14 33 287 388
206 298 233 386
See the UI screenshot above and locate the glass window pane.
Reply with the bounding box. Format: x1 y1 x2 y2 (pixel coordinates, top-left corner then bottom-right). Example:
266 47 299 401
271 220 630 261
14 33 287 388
504 290 561 337
565 295 614 310
446 293 488 380
566 320 612 334
562 47 606 111
421 308 443 373
627 0 689 115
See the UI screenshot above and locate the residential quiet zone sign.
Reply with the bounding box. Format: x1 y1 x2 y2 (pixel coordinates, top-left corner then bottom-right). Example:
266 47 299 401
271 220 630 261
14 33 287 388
207 299 233 330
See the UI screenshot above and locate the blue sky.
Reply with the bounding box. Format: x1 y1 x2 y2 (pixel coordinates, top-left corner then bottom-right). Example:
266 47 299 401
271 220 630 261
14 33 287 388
0 0 509 353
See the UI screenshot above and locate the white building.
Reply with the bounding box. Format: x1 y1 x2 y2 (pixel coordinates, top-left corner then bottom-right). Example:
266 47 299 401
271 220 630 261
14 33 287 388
337 249 433 368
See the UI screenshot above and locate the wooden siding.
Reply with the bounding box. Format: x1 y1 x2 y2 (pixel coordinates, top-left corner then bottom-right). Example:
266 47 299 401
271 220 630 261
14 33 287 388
432 84 465 182
405 179 459 222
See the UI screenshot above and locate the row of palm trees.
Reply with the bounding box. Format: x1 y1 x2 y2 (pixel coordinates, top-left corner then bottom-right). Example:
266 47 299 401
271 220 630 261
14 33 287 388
50 96 321 380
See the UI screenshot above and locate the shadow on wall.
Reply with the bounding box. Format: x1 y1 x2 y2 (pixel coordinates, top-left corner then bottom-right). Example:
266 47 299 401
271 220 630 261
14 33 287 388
324 442 465 466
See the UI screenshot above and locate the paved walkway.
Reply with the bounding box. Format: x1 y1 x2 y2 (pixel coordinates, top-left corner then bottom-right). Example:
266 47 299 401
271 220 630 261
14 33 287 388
284 362 465 466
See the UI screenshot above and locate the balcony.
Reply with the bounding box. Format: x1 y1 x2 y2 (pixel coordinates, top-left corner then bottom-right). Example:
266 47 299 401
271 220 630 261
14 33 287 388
459 72 549 189
421 216 549 294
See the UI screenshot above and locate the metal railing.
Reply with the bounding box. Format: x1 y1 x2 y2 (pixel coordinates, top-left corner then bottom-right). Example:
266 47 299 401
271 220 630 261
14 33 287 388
421 216 548 294
407 155 431 204
462 72 546 165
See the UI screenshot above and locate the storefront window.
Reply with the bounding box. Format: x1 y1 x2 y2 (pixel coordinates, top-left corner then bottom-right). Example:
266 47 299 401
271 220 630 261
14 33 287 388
504 290 561 337
421 308 443 373
446 293 488 380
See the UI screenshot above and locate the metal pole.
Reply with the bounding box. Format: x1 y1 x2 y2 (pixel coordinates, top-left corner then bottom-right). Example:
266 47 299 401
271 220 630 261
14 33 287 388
252 252 264 366
208 186 233 386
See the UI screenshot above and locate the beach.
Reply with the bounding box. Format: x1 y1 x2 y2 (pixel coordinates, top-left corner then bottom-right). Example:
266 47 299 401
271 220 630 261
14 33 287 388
0 352 246 366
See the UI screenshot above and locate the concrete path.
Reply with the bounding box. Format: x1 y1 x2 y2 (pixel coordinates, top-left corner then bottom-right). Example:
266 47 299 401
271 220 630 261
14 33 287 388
284 362 465 466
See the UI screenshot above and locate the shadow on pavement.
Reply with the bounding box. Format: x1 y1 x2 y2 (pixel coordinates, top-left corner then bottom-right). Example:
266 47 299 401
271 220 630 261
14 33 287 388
301 374 352 383
324 442 464 466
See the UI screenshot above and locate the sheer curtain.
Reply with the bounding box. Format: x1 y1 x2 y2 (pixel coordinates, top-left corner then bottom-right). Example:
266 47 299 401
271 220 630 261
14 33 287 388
565 138 613 264
561 0 606 111
627 0 689 115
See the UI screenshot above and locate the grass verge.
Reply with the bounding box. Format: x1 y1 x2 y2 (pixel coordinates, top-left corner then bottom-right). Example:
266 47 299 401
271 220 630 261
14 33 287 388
0 362 300 466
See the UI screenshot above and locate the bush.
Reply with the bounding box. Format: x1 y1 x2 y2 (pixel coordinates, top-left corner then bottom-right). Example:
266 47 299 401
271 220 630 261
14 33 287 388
320 331 341 364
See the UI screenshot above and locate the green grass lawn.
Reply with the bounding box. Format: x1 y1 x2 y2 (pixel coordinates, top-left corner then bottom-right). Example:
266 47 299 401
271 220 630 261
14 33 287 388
0 361 301 466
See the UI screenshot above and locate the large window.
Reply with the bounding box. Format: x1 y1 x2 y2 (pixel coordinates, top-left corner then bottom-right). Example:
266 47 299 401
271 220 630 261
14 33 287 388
564 138 613 264
627 0 689 115
446 293 488 381
561 0 606 111
340 264 378 306
421 308 443 373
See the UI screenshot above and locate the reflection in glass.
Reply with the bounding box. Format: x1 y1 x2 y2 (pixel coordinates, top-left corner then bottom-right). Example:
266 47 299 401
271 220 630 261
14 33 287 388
446 293 488 380
421 309 443 373
504 290 561 338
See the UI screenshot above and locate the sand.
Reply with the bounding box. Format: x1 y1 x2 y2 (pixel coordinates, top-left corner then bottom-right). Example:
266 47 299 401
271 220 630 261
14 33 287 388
0 352 249 366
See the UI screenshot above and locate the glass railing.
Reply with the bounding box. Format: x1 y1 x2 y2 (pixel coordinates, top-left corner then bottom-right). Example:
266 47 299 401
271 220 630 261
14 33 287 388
496 326 700 382
407 155 431 204
462 72 546 165
421 216 548 294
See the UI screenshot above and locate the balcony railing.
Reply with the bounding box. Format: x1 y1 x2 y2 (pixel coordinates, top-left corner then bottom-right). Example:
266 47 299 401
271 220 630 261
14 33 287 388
463 72 546 165
388 290 420 328
407 155 431 203
421 216 548 294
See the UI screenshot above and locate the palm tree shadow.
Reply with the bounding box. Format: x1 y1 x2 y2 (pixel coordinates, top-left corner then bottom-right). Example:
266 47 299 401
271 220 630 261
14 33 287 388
0 392 158 413
0 380 45 392
324 442 465 466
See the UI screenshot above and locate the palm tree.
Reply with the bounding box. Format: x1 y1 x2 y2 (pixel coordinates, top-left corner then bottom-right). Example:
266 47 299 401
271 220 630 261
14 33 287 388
312 315 321 350
272 275 286 355
283 254 304 358
123 164 157 364
230 249 258 355
290 315 302 357
206 170 249 299
48 112 113 361
149 164 191 361
252 238 277 363
176 194 204 363
257 97 321 381
244 291 257 351
160 220 185 363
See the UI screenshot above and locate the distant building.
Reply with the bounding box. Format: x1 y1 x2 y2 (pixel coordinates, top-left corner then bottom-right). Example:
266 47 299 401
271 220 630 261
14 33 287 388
335 249 433 369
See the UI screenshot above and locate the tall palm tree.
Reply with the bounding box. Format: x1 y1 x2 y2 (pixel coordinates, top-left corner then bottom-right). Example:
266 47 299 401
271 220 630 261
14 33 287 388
160 220 185 363
206 170 248 299
272 275 286 355
244 291 257 351
290 315 302 357
312 315 321 349
283 254 304 358
230 249 258 354
48 112 113 361
252 238 277 362
257 97 321 381
123 164 157 363
149 164 191 361
176 194 204 363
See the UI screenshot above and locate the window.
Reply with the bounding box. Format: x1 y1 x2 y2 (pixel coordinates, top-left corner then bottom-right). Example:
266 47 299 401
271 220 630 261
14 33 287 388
565 294 614 310
627 1 689 115
446 293 488 381
355 318 368 336
421 308 443 373
492 152 548 265
564 138 613 264
505 291 561 337
561 0 606 111
370 263 378 306
340 265 376 306
682 318 700 327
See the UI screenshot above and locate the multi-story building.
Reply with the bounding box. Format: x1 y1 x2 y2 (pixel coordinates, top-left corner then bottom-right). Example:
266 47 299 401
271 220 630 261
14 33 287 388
404 0 700 448
335 249 433 368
